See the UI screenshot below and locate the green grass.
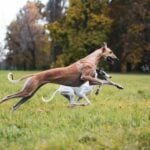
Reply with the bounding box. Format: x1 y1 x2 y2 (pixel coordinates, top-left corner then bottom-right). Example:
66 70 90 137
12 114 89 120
0 71 149 150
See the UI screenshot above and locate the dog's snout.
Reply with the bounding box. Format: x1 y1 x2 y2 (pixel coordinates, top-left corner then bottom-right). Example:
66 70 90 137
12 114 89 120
116 58 119 62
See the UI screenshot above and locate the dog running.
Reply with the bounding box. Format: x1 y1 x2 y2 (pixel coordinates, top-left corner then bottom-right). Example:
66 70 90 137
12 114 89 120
42 69 123 106
0 42 121 111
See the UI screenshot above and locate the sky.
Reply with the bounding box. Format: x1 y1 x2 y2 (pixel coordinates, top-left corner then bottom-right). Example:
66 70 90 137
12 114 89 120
0 0 48 45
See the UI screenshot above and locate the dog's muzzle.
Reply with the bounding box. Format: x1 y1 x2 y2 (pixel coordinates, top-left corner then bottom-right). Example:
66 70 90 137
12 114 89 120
106 56 119 65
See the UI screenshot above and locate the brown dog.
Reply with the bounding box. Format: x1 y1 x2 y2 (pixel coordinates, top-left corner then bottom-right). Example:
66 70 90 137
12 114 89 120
0 43 119 111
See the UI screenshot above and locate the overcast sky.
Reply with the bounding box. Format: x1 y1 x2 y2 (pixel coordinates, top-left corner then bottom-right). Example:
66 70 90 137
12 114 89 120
0 0 48 45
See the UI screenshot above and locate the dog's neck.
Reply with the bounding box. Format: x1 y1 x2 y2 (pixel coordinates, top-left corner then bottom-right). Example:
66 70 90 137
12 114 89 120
82 48 103 66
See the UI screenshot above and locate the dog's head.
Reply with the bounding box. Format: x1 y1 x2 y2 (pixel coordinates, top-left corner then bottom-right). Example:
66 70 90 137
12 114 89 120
96 69 111 80
101 42 119 65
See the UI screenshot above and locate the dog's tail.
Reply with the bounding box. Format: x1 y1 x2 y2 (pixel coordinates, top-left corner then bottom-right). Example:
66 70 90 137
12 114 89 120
42 90 58 103
7 72 33 84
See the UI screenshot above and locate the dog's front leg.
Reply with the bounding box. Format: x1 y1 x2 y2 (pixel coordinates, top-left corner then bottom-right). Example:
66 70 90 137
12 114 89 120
81 75 102 86
76 90 91 106
82 94 91 106
102 80 123 89
63 92 84 107
60 91 76 107
95 85 102 95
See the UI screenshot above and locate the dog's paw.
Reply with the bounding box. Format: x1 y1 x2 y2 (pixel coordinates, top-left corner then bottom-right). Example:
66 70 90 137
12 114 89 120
82 102 91 106
69 103 76 108
95 90 99 95
116 84 124 89
95 92 98 95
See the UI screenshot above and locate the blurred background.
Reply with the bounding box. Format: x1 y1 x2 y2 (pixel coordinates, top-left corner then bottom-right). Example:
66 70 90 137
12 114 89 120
0 0 149 72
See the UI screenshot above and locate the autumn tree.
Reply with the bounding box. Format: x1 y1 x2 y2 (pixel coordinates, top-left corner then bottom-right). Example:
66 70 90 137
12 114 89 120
47 0 112 67
5 1 50 70
109 0 150 72
45 0 67 63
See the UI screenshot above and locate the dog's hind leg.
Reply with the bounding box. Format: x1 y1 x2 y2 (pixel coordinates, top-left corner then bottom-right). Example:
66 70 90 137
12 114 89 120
73 95 91 106
0 77 48 108
66 94 85 107
82 94 91 106
0 90 28 104
63 94 76 107
0 78 32 104
12 82 48 111
62 94 71 101
13 80 49 111
12 96 31 112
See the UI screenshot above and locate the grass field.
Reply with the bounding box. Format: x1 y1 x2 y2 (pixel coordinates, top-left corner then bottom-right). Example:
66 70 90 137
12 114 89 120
0 71 149 150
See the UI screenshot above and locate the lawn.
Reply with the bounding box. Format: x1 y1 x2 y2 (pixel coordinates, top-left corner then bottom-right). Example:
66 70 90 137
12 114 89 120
0 71 149 150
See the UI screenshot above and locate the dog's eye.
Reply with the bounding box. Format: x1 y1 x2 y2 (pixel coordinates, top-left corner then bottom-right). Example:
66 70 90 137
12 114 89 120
109 51 112 54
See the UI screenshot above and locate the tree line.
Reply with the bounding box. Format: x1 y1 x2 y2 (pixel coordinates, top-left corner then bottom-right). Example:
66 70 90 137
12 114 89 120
2 0 150 72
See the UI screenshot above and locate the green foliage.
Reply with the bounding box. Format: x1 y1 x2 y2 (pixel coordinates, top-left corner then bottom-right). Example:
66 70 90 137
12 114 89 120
47 0 112 67
3 0 149 72
0 71 150 149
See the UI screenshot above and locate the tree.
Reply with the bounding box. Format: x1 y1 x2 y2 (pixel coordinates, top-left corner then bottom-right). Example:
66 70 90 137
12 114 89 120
47 0 112 67
45 0 67 63
45 0 66 23
109 0 150 72
5 1 50 70
0 43 4 62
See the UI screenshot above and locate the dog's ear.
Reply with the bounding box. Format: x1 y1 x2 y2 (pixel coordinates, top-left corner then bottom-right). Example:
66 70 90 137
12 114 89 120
102 47 106 53
102 42 107 52
103 42 107 48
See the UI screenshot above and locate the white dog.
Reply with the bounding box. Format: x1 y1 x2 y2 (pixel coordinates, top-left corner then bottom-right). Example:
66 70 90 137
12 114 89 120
42 69 123 106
